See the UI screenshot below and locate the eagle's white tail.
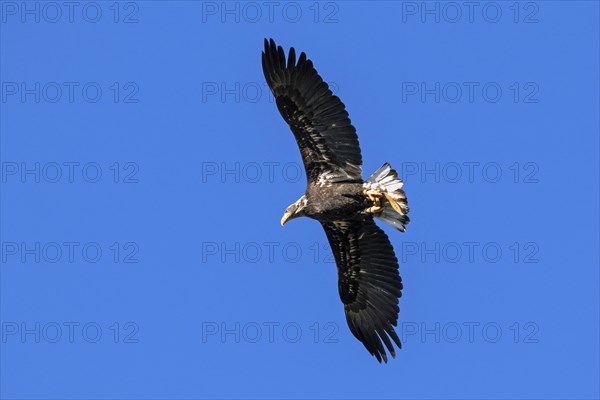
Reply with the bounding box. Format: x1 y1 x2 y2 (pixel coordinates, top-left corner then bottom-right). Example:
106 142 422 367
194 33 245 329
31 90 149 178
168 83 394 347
364 163 410 231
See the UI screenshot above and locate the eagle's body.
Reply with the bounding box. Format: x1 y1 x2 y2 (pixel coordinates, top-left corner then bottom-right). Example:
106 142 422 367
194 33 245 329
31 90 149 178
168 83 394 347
262 39 410 363
303 182 367 222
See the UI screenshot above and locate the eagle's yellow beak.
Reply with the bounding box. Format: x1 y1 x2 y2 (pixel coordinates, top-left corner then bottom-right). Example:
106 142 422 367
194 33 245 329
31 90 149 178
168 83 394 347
281 211 292 226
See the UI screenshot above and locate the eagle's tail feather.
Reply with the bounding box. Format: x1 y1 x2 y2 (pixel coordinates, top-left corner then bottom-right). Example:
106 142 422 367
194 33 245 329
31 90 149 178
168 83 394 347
364 163 410 232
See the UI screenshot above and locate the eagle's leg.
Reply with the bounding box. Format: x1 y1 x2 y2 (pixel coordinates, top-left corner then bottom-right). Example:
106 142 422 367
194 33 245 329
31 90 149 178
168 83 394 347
363 187 404 216
363 188 384 215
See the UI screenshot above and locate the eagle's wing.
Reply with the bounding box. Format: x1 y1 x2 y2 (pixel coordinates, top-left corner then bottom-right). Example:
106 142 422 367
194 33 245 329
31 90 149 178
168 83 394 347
321 219 402 363
262 38 362 184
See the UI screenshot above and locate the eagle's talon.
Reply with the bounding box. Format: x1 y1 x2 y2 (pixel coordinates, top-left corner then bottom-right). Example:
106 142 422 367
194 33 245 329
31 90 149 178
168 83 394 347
366 205 383 215
363 188 384 213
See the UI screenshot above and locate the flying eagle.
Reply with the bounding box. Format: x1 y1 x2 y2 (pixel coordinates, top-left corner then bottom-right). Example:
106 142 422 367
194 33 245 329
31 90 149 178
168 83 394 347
262 39 410 363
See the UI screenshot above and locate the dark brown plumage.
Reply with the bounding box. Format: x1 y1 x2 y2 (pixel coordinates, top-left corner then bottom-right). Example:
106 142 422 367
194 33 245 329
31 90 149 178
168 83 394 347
262 38 410 362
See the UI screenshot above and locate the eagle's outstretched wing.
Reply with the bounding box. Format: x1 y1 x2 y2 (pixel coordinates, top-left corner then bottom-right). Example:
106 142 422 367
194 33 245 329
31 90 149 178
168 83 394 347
262 38 362 184
321 219 403 363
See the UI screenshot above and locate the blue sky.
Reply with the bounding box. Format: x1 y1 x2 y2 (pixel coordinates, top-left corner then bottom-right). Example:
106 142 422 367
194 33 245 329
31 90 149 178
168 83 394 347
1 1 599 399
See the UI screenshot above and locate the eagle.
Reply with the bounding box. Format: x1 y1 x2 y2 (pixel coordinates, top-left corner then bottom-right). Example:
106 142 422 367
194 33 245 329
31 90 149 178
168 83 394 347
262 39 410 363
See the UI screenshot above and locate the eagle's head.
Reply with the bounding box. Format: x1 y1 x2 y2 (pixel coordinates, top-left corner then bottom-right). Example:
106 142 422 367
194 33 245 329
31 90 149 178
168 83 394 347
281 195 308 226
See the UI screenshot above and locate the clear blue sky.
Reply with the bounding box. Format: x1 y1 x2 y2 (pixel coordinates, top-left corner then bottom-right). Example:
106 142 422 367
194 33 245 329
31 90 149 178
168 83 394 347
1 1 599 399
